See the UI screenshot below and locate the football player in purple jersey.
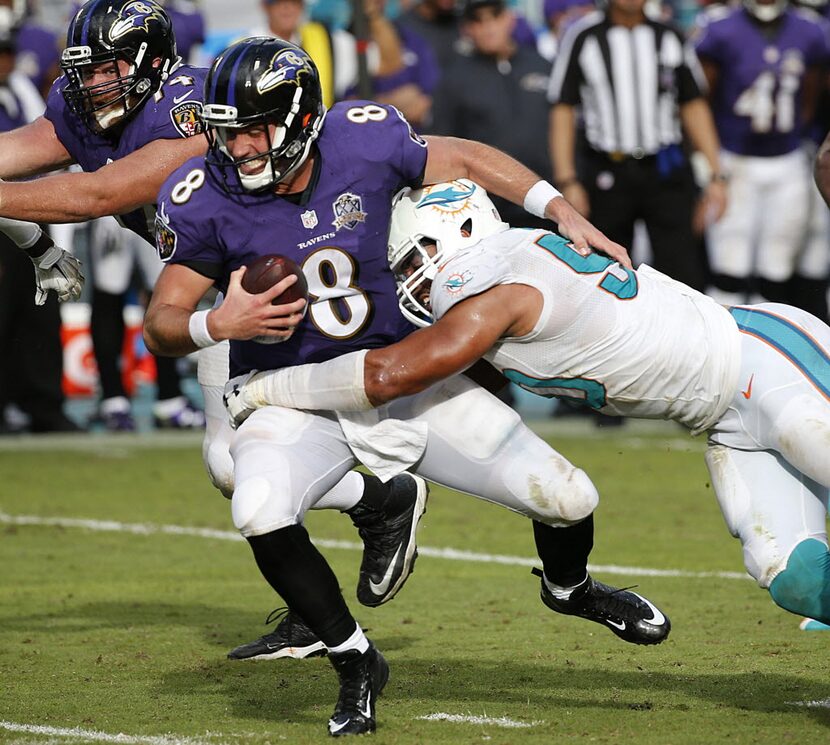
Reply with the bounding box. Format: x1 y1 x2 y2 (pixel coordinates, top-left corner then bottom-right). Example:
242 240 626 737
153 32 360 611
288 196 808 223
694 0 830 309
144 37 667 737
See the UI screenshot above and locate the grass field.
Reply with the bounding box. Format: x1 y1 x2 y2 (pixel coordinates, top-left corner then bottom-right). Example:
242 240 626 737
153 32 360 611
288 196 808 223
1 421 829 745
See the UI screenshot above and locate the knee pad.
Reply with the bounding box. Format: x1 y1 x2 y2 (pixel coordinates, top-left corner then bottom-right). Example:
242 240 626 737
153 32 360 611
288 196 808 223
231 474 297 537
769 539 830 622
203 435 234 499
527 464 599 525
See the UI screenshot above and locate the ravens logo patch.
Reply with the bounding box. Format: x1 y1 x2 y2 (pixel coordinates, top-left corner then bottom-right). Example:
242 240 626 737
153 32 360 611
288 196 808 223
170 100 204 138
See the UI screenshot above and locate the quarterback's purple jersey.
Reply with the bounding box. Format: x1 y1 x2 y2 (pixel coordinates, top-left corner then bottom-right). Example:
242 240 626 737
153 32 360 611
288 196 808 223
15 22 60 94
694 6 830 156
157 102 428 376
44 64 208 242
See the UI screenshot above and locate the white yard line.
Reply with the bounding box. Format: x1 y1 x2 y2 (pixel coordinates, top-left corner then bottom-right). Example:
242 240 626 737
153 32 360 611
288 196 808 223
418 713 541 728
787 699 830 708
0 722 213 745
0 511 749 581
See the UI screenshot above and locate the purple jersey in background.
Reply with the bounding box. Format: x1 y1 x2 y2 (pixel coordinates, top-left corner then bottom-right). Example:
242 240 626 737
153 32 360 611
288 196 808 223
15 22 60 94
371 23 439 97
157 102 427 376
165 0 206 62
695 5 830 156
44 64 208 243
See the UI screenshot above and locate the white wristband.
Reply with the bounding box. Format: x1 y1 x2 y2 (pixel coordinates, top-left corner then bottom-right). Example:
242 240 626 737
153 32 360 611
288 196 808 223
188 309 218 348
523 180 562 219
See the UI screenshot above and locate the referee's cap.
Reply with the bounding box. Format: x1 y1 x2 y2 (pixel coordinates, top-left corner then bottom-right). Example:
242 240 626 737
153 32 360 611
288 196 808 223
461 0 507 18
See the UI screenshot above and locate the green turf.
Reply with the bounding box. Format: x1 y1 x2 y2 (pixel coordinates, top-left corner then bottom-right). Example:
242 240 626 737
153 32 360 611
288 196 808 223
1 426 828 744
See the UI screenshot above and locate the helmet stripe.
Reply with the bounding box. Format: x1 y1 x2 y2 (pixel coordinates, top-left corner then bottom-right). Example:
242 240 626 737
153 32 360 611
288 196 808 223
209 42 244 109
78 0 105 47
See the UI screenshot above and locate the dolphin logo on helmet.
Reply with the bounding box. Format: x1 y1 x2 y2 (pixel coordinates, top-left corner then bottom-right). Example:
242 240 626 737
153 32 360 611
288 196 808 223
416 182 478 211
256 48 313 95
108 1 166 42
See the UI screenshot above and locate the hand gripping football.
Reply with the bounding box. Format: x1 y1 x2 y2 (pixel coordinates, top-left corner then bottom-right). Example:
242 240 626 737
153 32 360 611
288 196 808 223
241 254 309 305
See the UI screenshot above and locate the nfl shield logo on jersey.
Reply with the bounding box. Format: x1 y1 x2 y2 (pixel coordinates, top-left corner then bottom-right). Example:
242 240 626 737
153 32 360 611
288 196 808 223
301 209 318 229
332 193 367 230
170 101 204 137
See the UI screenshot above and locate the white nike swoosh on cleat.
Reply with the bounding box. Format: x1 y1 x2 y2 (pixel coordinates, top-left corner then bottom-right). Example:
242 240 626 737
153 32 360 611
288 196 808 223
606 619 626 631
369 545 402 596
636 595 666 626
360 691 372 719
329 719 349 734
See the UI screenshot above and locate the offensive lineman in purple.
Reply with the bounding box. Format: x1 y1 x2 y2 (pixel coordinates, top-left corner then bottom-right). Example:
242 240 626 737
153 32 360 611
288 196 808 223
44 66 207 242
157 101 424 377
694 3 830 156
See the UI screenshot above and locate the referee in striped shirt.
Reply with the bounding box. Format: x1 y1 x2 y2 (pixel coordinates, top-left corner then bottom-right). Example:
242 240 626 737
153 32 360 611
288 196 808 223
548 0 727 290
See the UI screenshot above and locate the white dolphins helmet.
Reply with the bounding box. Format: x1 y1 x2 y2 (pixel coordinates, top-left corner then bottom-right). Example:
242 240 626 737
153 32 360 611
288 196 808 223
388 179 508 327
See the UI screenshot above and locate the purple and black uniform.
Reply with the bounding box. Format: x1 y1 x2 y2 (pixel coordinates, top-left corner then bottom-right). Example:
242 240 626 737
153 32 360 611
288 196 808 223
694 5 830 156
156 102 427 377
43 64 207 242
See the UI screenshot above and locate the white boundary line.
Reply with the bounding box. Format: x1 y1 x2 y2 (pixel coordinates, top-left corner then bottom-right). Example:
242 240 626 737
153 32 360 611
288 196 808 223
0 511 750 581
0 722 213 745
418 713 541 728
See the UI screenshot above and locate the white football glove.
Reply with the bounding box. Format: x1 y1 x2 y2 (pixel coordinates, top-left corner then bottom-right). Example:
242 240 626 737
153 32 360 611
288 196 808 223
30 245 84 305
223 371 261 429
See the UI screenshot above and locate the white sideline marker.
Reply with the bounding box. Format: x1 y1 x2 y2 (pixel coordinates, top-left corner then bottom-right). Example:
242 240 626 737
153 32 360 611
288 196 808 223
0 721 211 745
0 511 751 582
787 699 830 708
418 713 540 728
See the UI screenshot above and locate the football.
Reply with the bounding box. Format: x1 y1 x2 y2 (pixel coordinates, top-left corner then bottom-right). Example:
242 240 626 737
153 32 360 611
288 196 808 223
241 254 309 305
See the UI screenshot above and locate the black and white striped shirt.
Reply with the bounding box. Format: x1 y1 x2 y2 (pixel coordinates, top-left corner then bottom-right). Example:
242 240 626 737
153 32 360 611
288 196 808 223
548 11 706 156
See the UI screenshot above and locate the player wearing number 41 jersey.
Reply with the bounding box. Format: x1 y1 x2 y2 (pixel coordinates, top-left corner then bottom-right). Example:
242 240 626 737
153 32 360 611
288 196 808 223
693 0 830 307
226 178 830 634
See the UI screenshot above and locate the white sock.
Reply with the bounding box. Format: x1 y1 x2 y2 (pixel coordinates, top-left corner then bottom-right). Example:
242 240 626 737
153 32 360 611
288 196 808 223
153 395 187 417
100 396 130 415
328 623 369 655
543 572 588 600
313 471 363 512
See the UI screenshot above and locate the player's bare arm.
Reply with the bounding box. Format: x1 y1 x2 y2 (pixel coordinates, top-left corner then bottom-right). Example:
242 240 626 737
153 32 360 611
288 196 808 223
0 117 75 178
549 103 589 218
423 134 632 267
0 135 206 223
364 283 539 404
679 97 727 226
144 264 307 357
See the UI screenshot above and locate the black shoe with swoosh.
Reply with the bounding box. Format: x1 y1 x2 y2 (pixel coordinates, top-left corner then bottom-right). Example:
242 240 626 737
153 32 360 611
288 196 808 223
227 607 327 661
534 568 671 645
351 473 429 607
328 642 389 737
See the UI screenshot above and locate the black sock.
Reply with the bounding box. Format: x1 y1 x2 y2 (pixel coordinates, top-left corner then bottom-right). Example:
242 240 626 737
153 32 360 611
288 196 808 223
347 472 411 516
247 524 356 647
533 515 594 587
154 354 182 401
90 290 126 400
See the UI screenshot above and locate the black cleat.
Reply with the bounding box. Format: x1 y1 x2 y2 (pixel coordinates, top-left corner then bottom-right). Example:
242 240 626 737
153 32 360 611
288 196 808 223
328 642 389 737
227 607 327 661
533 568 671 645
350 473 428 607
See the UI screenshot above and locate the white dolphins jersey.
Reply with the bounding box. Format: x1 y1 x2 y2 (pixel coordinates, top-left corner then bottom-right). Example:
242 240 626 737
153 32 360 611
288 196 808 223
430 228 743 433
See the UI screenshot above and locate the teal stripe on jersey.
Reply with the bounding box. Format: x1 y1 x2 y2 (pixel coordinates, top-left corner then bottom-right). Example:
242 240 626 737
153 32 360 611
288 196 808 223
729 307 830 400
